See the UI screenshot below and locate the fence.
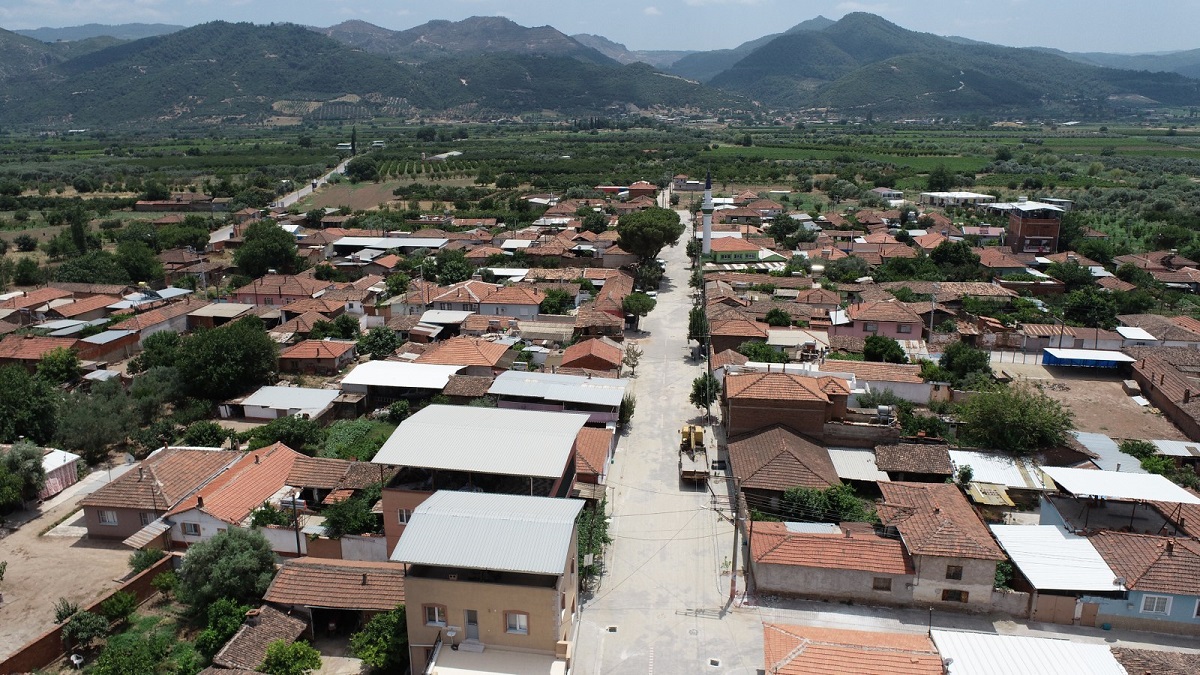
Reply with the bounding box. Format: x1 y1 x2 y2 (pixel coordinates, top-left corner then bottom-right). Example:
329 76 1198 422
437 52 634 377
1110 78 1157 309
0 555 175 674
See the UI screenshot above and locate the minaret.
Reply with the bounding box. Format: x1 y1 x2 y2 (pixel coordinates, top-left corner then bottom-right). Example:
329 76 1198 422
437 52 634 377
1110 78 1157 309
701 170 713 256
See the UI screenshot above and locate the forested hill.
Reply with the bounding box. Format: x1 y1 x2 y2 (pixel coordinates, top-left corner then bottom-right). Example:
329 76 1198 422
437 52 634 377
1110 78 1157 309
705 13 1200 114
0 21 743 126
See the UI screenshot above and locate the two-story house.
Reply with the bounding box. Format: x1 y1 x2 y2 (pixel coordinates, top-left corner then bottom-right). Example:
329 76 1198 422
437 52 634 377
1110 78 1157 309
829 301 924 340
392 491 583 673
877 482 1006 610
478 285 545 319
708 236 767 264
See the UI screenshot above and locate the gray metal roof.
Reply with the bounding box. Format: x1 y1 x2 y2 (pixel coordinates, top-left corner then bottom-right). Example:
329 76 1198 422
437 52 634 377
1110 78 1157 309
241 386 339 416
826 447 890 483
334 236 448 250
930 630 1125 675
989 525 1121 593
340 361 464 390
81 329 136 345
1071 431 1147 474
371 405 588 477
420 309 475 325
489 371 629 407
390 491 583 575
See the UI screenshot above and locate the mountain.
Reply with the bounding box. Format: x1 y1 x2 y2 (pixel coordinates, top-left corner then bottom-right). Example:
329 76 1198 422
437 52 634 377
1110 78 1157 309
15 23 184 42
0 21 741 126
1034 47 1200 80
317 17 613 65
0 27 61 80
668 15 834 82
570 34 693 69
706 13 1200 115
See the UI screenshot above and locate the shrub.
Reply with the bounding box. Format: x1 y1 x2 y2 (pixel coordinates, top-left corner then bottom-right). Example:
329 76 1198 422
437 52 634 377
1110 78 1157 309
98 591 138 625
129 547 165 574
386 400 410 425
151 571 178 601
349 606 409 672
259 640 322 675
61 610 109 649
53 597 80 624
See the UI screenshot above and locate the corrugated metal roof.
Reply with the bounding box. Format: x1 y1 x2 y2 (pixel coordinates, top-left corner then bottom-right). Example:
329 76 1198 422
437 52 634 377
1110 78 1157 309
123 519 170 549
948 450 1044 489
930 630 1125 675
1115 326 1157 341
1043 347 1136 363
989 525 1123 592
1072 432 1148 474
335 236 448 250
371 405 588 477
1152 439 1200 458
390 491 583 575
340 361 464 389
241 386 339 416
420 310 474 324
1042 466 1200 504
826 447 890 483
783 523 841 534
489 371 629 407
42 448 80 472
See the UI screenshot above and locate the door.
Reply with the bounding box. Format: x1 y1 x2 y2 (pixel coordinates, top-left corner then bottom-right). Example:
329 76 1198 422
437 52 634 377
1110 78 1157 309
1079 602 1100 628
465 610 479 641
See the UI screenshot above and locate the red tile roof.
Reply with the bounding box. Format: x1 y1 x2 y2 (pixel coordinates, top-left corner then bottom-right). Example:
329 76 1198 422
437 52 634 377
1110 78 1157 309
877 482 1004 560
235 274 333 299
0 335 80 362
847 301 922 324
416 336 509 367
822 360 924 384
111 298 209 332
725 372 843 403
709 317 768 339
728 425 839 492
0 287 72 310
442 374 496 398
168 443 303 525
874 443 954 475
575 427 613 478
49 294 120 318
562 338 622 368
752 522 914 575
763 624 941 675
1087 531 1200 596
482 285 545 306
280 339 356 361
710 237 763 252
212 605 306 671
81 449 241 511
264 557 405 611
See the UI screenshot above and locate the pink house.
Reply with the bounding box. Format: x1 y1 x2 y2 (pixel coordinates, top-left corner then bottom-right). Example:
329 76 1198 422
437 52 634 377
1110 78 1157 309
830 301 923 340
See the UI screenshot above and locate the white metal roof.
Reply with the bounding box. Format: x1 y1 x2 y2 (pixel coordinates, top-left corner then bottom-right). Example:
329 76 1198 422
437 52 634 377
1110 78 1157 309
1115 326 1157 341
420 309 475 324
390 491 583 574
783 523 841 534
948 450 1044 489
1071 431 1147 474
340 361 464 390
1042 347 1136 363
241 386 339 416
501 239 534 250
767 329 830 348
489 371 628 407
189 302 255 318
826 447 890 483
334 236 448 250
1151 439 1200 458
42 448 80 472
371 405 588 477
930 630 1125 675
989 525 1122 592
1041 466 1200 504
81 329 136 345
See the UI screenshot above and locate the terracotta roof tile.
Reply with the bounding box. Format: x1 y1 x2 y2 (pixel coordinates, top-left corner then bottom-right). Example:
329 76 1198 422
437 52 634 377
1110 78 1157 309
875 443 954 475
823 360 924 384
442 374 496 398
264 558 405 611
235 274 334 299
168 443 303 525
847 301 922 324
81 448 240 511
270 310 328 336
575 427 613 478
752 522 914 575
1097 276 1137 292
280 339 356 361
281 297 344 316
711 348 749 369
725 372 837 403
877 482 1003 560
49 294 120 318
1087 531 1200 596
287 455 355 490
709 318 769 339
763 624 941 675
728 425 839 492
562 338 622 368
709 237 763 252
482 285 545 306
1113 648 1200 675
112 298 209 332
0 287 72 310
212 605 307 671
416 336 509 367
0 335 80 362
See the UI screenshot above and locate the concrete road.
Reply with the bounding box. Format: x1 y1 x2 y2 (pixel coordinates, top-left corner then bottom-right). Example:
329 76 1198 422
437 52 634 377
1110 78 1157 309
574 208 764 674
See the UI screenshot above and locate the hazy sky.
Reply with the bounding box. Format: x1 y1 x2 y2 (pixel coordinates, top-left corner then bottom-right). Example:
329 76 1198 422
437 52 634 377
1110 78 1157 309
3 0 1197 55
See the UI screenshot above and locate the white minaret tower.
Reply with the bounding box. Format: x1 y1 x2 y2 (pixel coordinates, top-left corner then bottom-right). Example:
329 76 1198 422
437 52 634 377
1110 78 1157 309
701 170 713 256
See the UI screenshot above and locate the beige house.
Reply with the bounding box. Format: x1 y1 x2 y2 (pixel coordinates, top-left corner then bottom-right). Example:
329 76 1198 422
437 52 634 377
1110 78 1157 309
391 491 583 674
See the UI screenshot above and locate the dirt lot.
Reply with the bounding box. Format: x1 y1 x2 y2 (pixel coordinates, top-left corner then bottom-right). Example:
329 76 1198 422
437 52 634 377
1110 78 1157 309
0 495 132 660
999 362 1188 441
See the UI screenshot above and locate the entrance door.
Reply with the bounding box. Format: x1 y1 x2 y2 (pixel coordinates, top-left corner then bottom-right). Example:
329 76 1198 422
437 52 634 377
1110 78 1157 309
1079 602 1100 627
465 610 479 640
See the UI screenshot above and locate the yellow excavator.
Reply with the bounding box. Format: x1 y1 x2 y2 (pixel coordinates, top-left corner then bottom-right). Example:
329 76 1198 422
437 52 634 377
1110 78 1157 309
678 424 709 482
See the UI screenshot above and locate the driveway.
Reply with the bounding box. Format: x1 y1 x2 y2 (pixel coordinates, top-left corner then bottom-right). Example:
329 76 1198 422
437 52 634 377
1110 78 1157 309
0 466 135 661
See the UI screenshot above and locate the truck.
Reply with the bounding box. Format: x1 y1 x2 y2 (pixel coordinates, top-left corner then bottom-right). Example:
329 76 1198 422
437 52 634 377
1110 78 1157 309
678 424 710 482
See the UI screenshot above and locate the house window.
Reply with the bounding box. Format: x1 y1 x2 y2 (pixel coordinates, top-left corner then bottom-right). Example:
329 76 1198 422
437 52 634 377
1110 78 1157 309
864 322 879 333
139 512 154 526
898 324 913 334
97 510 118 526
941 589 969 603
872 577 892 592
1140 595 1171 615
181 522 201 537
1194 599 1200 619
439 303 451 310
424 605 447 626
397 509 411 524
505 611 529 635
945 565 964 581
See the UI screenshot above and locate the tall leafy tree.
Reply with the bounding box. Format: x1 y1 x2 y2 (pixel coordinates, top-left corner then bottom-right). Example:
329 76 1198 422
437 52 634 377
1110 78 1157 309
689 373 720 411
55 378 137 464
0 365 58 444
688 307 710 345
350 606 409 672
957 383 1074 454
737 340 787 363
178 528 277 612
178 317 279 401
234 220 301 277
616 207 684 263
434 249 472 285
357 326 402 360
53 251 131 284
863 335 907 364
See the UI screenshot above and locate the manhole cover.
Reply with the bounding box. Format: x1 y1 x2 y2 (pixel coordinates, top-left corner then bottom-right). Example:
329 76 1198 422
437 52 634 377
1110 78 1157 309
709 658 721 667
606 626 618 633
689 629 699 635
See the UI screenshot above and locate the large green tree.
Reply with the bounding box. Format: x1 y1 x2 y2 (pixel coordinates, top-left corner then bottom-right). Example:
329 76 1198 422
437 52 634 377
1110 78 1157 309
53 250 131 284
864 335 907 364
539 288 574 315
689 373 720 411
248 416 324 454
939 341 992 386
0 365 58 444
178 528 277 612
235 220 301 277
350 606 409 672
1063 288 1118 329
1045 260 1094 292
0 441 47 509
737 340 787 363
616 207 684 262
357 326 402 360
115 240 164 283
260 640 322 675
957 383 1074 454
55 378 137 464
178 317 279 401
434 249 473 285
36 347 81 384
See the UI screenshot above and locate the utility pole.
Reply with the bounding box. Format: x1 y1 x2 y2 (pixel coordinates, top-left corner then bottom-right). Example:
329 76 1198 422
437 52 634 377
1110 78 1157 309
729 478 740 604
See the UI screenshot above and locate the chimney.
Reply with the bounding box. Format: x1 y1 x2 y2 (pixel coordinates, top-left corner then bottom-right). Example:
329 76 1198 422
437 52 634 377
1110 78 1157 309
1166 540 1175 554
361 573 368 586
138 467 144 481
1186 390 1192 404
245 608 261 626
197 496 204 508
254 454 260 464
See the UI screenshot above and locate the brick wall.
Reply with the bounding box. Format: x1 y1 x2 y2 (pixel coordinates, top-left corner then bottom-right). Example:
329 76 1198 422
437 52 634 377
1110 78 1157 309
725 399 829 438
0 555 176 674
